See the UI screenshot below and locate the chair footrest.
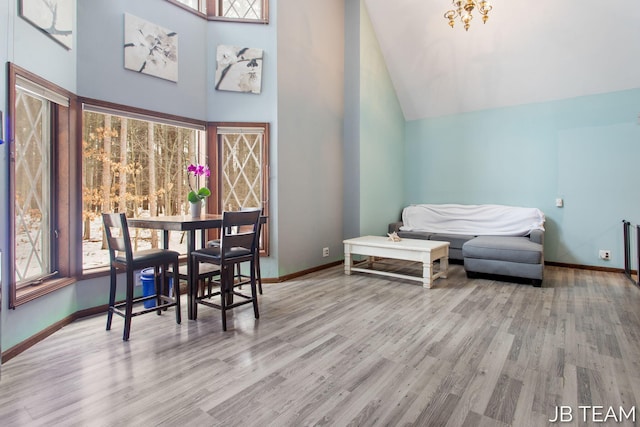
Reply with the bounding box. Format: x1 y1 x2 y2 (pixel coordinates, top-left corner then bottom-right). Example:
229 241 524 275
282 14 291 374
110 295 178 318
110 303 177 318
196 297 254 311
196 289 255 309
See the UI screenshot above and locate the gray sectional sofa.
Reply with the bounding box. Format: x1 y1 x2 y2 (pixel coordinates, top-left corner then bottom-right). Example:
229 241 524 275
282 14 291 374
388 204 545 287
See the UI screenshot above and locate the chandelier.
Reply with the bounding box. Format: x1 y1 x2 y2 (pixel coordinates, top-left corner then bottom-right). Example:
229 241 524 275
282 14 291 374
444 0 493 31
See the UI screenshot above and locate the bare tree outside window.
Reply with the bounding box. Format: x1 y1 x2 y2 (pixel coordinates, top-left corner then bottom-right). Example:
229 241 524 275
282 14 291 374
82 109 205 270
213 123 269 255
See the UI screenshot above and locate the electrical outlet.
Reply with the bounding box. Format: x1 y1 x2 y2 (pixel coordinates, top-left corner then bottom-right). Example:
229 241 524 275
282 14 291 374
322 247 329 257
599 250 611 260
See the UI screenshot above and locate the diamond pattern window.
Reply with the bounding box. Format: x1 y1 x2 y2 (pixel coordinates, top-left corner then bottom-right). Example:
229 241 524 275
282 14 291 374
211 123 270 255
215 0 268 23
14 88 52 286
9 64 75 307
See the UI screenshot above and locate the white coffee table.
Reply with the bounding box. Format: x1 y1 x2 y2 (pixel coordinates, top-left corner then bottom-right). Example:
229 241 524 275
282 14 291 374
343 235 449 288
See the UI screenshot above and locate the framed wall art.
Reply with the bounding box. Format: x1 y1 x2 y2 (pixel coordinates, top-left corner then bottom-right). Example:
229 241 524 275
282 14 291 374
215 45 263 94
19 0 73 50
123 13 178 83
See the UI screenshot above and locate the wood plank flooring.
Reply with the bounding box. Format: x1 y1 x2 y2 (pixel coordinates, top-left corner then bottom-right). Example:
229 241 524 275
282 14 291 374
1 263 639 426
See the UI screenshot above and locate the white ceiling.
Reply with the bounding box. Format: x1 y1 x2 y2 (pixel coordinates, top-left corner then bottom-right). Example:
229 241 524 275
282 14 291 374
364 0 640 120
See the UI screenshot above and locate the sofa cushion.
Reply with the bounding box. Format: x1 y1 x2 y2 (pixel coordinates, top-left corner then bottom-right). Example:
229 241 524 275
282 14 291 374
464 257 543 281
397 231 433 240
430 233 476 250
463 236 542 264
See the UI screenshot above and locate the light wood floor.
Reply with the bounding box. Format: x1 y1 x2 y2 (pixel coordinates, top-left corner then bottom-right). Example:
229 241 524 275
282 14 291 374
1 263 639 426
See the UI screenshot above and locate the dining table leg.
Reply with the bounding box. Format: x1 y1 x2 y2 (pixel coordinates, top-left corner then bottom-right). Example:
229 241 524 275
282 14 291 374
187 229 196 320
162 231 171 299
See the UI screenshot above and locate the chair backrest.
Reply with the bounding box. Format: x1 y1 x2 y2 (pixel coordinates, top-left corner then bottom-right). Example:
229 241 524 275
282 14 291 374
241 206 263 251
220 209 261 259
102 213 133 264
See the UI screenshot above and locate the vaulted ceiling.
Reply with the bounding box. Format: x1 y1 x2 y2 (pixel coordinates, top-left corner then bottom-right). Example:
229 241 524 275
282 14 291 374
364 0 640 120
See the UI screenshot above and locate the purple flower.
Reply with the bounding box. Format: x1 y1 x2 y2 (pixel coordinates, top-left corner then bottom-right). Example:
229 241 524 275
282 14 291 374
186 162 211 203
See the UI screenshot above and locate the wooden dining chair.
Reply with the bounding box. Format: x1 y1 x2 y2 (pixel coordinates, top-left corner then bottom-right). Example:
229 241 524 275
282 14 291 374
190 209 261 330
206 206 264 294
102 213 181 341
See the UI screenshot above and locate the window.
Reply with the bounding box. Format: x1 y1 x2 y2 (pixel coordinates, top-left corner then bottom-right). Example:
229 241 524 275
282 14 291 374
14 86 53 285
211 0 269 23
169 0 207 14
8 64 77 307
81 103 207 271
167 0 268 22
209 123 270 255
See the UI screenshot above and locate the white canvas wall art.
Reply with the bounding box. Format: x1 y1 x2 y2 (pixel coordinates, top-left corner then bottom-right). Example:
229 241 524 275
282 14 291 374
215 45 263 94
123 13 178 82
20 0 73 49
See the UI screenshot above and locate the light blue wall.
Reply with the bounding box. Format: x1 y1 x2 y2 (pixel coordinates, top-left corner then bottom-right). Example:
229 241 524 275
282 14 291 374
206 18 277 123
1 0 80 354
12 0 76 92
1 0 348 351
358 1 404 235
206 6 279 278
77 0 207 119
0 0 9 107
343 0 405 240
405 89 640 268
343 0 361 240
276 0 345 275
0 0 9 365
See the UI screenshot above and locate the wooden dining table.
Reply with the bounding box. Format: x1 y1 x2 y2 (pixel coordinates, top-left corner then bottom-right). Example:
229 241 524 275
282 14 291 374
127 214 224 320
128 213 265 320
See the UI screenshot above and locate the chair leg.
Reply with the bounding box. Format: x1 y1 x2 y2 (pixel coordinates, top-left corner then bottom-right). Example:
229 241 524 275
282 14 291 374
250 260 259 319
106 268 117 331
155 266 163 315
191 256 199 320
220 266 228 331
235 264 242 288
173 261 181 324
206 277 213 296
255 252 263 294
123 269 135 341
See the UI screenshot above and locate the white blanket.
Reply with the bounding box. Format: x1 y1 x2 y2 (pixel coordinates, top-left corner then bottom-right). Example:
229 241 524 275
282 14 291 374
400 204 545 236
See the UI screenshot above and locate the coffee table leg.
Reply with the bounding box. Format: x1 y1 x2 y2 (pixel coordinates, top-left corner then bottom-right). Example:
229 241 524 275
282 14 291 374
441 256 449 279
344 246 351 275
423 260 433 288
